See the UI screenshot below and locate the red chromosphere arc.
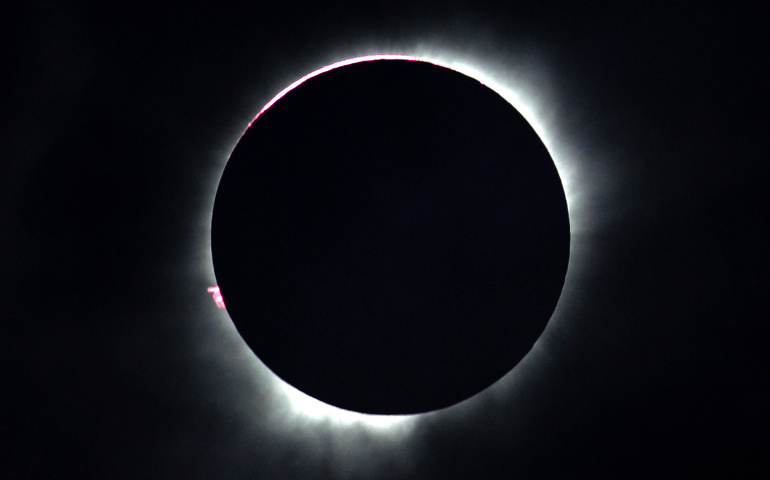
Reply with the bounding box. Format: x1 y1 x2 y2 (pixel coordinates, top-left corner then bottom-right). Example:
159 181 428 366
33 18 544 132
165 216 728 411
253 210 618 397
208 286 226 309
247 55 426 128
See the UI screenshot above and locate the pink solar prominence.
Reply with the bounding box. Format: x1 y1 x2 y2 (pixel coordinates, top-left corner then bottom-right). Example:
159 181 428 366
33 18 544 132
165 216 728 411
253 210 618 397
208 286 226 309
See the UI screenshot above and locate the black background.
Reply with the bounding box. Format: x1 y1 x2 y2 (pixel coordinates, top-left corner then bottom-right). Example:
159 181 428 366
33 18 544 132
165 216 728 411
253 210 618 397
3 1 767 478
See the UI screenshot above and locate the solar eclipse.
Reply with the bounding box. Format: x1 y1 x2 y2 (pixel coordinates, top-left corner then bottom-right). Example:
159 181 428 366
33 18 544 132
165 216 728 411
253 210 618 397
211 57 570 415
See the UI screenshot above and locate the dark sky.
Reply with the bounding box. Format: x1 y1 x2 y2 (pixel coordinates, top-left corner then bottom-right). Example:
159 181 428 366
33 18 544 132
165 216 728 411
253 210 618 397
3 2 767 479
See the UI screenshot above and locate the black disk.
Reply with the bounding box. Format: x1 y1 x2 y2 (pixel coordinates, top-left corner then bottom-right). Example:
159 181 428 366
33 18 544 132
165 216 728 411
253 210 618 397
212 59 570 414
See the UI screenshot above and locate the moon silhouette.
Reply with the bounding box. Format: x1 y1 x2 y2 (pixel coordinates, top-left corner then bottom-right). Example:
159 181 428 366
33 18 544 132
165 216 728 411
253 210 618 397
211 58 570 414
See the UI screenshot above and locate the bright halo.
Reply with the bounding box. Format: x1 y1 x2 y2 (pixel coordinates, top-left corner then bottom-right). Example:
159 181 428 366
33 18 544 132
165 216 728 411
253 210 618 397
274 378 417 432
199 46 605 434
